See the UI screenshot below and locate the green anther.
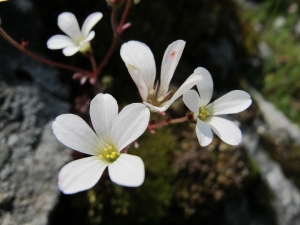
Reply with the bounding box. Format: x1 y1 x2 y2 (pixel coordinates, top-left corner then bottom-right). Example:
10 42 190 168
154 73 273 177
79 42 91 53
198 106 210 121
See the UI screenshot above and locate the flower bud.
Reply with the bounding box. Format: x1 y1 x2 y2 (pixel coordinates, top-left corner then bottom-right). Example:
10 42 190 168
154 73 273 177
106 0 125 8
186 112 197 123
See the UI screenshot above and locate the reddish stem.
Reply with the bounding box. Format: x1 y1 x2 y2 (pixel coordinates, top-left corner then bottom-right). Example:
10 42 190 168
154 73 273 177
118 0 132 34
0 0 133 85
111 8 118 37
94 0 132 79
89 54 97 72
0 26 91 76
147 116 187 130
95 35 119 76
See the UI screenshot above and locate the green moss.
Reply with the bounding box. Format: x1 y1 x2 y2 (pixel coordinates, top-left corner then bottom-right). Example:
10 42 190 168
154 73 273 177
241 0 300 124
87 128 177 225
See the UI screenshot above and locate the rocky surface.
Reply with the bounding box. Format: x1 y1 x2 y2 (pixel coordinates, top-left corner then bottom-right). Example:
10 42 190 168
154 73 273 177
0 1 71 224
242 85 300 225
0 81 70 225
248 86 300 145
242 127 300 225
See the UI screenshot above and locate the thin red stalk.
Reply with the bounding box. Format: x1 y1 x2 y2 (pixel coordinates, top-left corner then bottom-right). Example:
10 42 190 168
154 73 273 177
95 36 119 75
0 26 91 75
147 116 187 130
118 0 132 33
89 54 97 72
111 8 118 37
95 0 132 78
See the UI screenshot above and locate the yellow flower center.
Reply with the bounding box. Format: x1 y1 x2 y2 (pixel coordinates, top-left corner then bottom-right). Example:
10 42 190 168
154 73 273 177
98 145 120 163
79 42 91 54
147 89 164 106
198 106 210 121
147 88 172 108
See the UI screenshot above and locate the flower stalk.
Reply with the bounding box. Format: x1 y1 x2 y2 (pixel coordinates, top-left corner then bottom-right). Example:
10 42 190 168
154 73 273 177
0 25 91 76
0 0 133 87
93 0 132 81
147 116 187 130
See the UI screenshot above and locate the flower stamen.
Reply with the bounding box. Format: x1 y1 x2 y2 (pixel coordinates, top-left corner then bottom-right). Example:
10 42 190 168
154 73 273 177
99 145 120 163
198 106 210 121
157 96 164 102
149 89 155 95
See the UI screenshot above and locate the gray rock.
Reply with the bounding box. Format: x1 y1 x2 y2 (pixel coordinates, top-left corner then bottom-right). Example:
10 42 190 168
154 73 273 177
294 19 300 37
0 80 70 225
0 0 71 224
242 128 300 225
258 41 273 60
0 0 69 99
242 86 300 225
273 16 286 32
248 86 300 145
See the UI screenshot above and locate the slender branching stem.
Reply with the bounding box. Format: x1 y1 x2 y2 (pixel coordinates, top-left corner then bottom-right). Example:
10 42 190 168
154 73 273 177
147 116 187 130
0 26 91 76
0 0 133 84
94 0 132 79
118 0 132 34
89 54 97 72
111 8 118 37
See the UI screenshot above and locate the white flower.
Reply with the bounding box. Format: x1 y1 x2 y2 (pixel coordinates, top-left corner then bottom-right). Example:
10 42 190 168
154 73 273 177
182 68 252 146
52 93 150 194
47 12 103 56
120 40 203 112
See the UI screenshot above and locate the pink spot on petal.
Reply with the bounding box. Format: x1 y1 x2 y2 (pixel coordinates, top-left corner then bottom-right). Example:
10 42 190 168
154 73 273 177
170 51 177 59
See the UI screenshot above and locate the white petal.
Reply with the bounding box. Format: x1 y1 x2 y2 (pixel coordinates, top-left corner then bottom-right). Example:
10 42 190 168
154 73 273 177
123 63 149 101
158 40 185 98
111 103 150 151
206 90 252 115
47 35 75 49
195 67 214 106
108 154 144 187
207 116 242 145
81 31 95 43
58 12 82 41
144 70 202 112
120 41 156 97
182 89 201 114
62 46 80 56
58 156 108 194
142 102 161 112
196 119 213 146
52 114 103 155
81 12 103 37
90 94 118 144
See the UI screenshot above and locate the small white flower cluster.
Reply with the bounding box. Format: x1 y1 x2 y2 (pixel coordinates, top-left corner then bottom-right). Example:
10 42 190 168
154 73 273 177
50 12 252 195
121 40 252 146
